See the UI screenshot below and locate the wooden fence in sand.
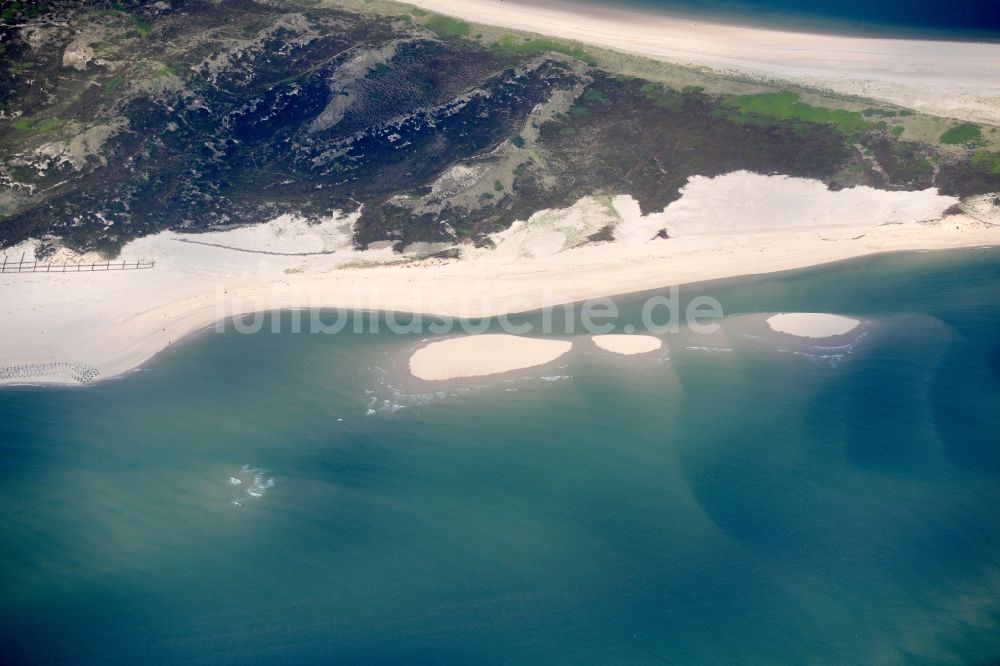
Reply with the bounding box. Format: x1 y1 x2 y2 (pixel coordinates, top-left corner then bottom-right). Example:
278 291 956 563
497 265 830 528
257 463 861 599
0 253 155 274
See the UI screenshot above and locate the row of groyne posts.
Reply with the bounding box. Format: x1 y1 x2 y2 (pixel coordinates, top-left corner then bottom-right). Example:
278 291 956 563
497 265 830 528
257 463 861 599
1 252 155 274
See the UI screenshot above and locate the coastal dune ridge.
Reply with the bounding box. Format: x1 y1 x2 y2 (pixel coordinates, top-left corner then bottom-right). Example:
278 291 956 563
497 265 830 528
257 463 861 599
395 0 1000 124
1 171 997 387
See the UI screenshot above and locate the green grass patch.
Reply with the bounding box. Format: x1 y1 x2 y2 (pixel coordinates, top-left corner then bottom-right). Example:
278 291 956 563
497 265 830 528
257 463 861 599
12 117 62 134
863 108 896 118
425 15 471 38
890 125 905 137
582 88 610 106
132 15 151 37
493 180 505 192
8 60 35 74
940 122 983 146
721 91 869 135
640 82 683 112
367 62 390 77
569 105 590 118
511 134 525 148
971 150 1000 174
105 75 124 92
2 2 21 21
34 118 62 133
489 35 595 65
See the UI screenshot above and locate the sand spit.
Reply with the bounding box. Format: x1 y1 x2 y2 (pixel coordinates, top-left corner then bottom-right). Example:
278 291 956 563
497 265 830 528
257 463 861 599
409 335 573 380
399 0 1000 125
592 335 663 356
767 313 861 338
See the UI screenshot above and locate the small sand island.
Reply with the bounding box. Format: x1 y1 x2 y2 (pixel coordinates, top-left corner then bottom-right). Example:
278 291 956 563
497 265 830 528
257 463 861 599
592 335 663 356
409 334 573 381
766 313 861 338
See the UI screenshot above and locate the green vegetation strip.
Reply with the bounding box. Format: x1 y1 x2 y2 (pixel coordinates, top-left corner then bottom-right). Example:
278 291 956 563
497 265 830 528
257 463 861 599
721 91 869 135
489 35 595 65
12 117 62 134
940 123 983 146
971 150 1000 174
425 15 471 38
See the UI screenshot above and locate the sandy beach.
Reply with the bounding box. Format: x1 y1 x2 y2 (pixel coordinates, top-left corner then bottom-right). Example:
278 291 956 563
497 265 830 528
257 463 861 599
1 171 997 386
398 0 1000 124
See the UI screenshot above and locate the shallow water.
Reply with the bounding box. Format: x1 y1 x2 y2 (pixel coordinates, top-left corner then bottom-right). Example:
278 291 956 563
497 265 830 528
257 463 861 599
572 0 1000 40
1 248 999 664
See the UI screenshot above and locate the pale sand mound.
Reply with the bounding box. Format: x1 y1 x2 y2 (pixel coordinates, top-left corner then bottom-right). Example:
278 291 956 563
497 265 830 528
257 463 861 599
409 334 573 381
592 334 662 356
657 172 956 236
767 313 861 338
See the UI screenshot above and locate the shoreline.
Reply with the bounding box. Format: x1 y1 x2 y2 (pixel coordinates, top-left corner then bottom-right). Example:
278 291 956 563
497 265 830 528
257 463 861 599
3 242 998 389
396 0 1000 124
2 173 998 388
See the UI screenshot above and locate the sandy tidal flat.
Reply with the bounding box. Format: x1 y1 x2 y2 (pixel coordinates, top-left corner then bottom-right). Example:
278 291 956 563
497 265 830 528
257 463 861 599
398 0 1000 124
767 313 861 338
409 335 573 380
592 335 663 355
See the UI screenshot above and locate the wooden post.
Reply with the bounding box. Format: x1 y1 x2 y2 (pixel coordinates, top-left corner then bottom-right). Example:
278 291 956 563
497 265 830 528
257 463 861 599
1 255 6 273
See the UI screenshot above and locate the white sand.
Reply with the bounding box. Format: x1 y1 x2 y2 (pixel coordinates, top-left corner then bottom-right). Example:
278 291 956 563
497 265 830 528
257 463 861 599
399 0 1000 124
592 335 662 355
409 334 572 380
767 313 861 338
1 172 997 386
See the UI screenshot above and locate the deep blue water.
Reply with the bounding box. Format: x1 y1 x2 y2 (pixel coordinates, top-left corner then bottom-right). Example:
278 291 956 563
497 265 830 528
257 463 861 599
576 0 1000 40
1 248 1000 663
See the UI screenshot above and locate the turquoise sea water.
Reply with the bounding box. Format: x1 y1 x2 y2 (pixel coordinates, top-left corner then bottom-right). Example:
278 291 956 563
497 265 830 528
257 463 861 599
572 0 1000 40
2 248 1000 663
